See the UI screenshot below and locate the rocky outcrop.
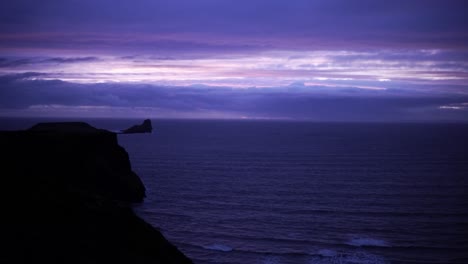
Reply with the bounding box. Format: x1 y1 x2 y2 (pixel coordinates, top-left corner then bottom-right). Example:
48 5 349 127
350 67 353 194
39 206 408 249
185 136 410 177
0 122 192 264
122 119 153 134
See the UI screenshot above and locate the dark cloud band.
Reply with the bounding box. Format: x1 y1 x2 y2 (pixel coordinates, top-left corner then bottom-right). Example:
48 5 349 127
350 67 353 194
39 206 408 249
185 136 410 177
1 74 467 121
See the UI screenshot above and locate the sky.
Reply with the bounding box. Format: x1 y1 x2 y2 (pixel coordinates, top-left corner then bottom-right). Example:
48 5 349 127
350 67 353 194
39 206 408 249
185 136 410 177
1 0 468 121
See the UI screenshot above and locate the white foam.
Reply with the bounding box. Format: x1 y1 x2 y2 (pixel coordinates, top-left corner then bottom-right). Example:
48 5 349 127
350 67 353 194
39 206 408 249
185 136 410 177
346 237 389 247
203 244 233 252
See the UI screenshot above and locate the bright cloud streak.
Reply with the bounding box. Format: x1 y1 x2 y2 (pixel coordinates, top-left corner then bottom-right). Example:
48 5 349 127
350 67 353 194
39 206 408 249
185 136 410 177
2 50 468 91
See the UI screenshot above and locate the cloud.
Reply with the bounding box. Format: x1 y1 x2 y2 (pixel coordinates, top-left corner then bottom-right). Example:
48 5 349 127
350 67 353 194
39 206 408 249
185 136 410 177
1 1 466 122
439 102 468 110
1 1 467 54
0 72 46 81
0 56 99 68
44 57 99 63
1 74 467 121
0 58 34 67
2 51 468 90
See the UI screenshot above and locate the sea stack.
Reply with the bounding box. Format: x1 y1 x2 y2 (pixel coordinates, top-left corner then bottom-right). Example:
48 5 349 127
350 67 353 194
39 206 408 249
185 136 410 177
0 122 192 264
122 119 153 134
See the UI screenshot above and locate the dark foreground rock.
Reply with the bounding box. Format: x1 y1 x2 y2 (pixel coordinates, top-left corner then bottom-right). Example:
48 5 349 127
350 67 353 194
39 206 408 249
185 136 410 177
122 119 153 134
0 122 192 264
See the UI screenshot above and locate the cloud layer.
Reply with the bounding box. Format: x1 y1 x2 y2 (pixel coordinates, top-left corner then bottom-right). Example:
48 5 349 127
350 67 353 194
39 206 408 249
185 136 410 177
1 0 467 53
1 50 468 92
1 1 467 121
1 73 467 121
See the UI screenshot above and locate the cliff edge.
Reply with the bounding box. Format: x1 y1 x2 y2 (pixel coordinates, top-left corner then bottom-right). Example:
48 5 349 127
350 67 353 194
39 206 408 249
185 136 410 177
122 119 153 134
0 122 192 264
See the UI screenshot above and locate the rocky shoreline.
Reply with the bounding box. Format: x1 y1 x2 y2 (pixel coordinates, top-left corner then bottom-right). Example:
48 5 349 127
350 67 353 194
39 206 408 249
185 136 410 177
0 122 192 263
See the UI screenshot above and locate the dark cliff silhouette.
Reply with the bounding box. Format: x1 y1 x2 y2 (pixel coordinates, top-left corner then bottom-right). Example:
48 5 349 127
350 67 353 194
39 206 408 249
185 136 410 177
122 119 153 134
0 122 192 264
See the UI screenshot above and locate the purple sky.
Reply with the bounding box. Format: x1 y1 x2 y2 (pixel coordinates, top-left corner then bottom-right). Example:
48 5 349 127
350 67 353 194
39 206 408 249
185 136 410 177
1 0 468 121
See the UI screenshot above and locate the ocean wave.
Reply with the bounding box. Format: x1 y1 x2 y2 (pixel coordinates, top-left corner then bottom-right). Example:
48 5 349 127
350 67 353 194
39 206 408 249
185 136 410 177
200 244 388 264
346 236 390 247
203 244 233 252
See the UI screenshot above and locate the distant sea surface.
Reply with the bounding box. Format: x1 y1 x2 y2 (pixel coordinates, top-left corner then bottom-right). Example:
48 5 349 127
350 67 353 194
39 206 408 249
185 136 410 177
2 118 468 264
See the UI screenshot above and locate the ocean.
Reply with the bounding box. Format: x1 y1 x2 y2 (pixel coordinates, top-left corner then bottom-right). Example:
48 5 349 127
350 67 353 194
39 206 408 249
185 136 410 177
2 118 468 263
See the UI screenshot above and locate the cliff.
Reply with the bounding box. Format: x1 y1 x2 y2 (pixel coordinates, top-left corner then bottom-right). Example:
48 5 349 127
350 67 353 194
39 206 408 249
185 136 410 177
122 119 153 134
0 122 192 264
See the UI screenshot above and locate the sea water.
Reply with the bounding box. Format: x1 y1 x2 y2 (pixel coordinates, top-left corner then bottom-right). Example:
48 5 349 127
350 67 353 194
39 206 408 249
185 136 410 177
2 118 468 263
